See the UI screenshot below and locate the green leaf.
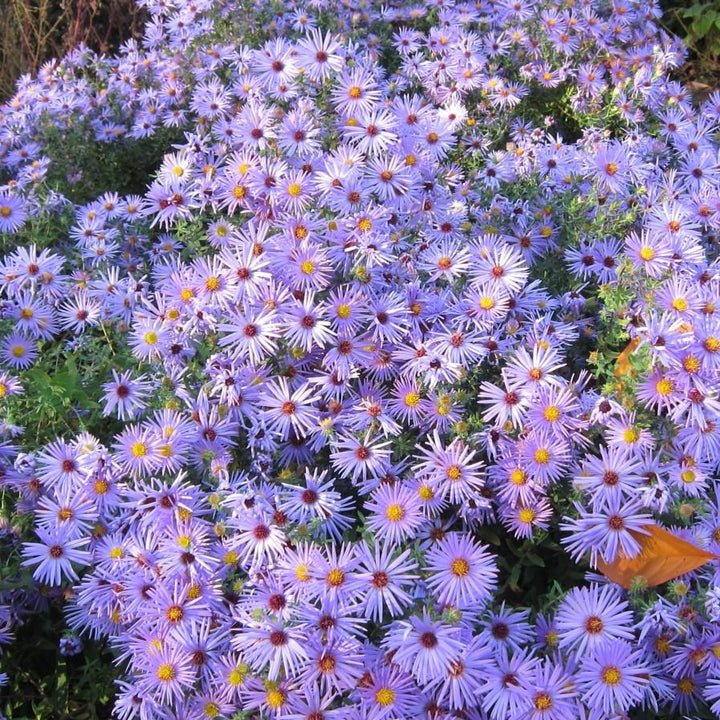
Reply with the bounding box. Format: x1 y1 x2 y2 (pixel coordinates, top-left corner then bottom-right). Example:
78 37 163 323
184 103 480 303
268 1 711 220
524 553 546 568
693 13 716 37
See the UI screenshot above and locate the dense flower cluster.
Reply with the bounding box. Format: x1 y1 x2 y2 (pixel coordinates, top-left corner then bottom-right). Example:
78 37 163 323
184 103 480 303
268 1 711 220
1 0 720 717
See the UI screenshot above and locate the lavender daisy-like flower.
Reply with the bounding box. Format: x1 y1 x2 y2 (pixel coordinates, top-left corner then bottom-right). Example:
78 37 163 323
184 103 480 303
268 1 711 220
138 644 195 707
0 194 27 232
555 583 636 655
330 432 392 483
102 369 152 420
577 639 650 714
383 611 464 685
425 532 498 608
21 525 90 585
365 482 425 544
560 497 653 566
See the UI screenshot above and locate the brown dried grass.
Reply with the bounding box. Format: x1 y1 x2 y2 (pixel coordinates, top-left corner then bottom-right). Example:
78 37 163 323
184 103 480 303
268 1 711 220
0 0 146 100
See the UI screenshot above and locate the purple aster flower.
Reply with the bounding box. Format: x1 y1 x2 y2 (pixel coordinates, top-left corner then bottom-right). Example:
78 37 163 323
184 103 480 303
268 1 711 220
365 482 425 544
482 648 539 720
102 369 152 420
232 621 308 680
137 643 195 707
383 611 464 685
523 660 579 720
560 497 653 565
21 525 90 585
555 583 635 655
330 432 392 483
0 194 27 232
356 664 424 720
0 332 38 369
425 532 498 609
577 639 650 714
356 541 419 622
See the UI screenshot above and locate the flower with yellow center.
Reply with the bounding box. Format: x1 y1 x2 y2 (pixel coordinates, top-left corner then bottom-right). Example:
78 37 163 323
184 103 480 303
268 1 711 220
287 183 302 197
336 303 351 319
130 441 147 458
156 663 176 682
385 503 405 522
266 689 286 709
417 485 434 501
534 693 552 711
639 246 655 261
375 687 395 707
300 259 316 275
655 378 674 396
601 666 622 685
446 465 462 481
450 558 470 577
518 507 536 524
203 702 220 718
543 405 560 422
534 448 551 465
205 276 221 292
404 391 420 407
671 297 689 313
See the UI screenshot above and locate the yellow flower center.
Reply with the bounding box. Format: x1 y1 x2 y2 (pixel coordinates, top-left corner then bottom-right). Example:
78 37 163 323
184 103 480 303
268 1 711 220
300 259 316 275
534 693 552 711
519 507 536 524
156 663 176 682
93 479 109 495
510 469 527 485
479 297 495 310
672 297 689 313
287 183 302 197
357 218 373 232
109 546 125 559
534 448 550 465
336 303 351 319
404 392 420 407
0 206 11 217
327 568 345 587
450 558 470 577
418 485 434 500
623 428 638 444
295 564 310 581
166 605 184 623
683 355 700 373
639 246 655 261
144 331 159 345
543 406 560 422
656 378 673 396
681 470 696 484
180 287 194 302
601 666 622 685
203 702 220 718
705 337 720 353
375 687 395 707
267 689 286 709
446 465 462 481
130 442 147 458
348 86 362 99
385 503 405 522
205 276 221 292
